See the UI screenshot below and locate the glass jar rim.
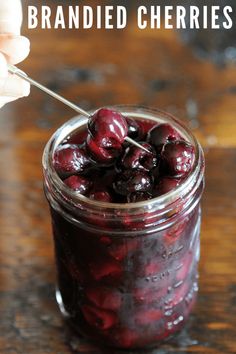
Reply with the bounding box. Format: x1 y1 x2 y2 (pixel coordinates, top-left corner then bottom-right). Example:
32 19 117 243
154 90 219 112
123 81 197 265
42 105 204 212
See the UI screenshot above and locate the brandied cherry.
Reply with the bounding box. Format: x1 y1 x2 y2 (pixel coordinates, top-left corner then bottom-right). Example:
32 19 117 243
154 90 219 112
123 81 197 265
126 117 141 140
86 286 122 311
86 134 120 164
161 140 195 178
108 239 139 261
127 192 152 203
88 108 128 149
89 190 113 203
89 258 122 281
147 123 180 152
53 144 91 178
113 170 153 196
153 177 180 196
64 175 92 195
120 143 157 172
81 304 117 330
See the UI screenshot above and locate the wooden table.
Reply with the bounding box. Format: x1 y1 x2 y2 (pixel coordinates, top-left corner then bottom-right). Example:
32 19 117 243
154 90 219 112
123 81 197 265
0 2 236 353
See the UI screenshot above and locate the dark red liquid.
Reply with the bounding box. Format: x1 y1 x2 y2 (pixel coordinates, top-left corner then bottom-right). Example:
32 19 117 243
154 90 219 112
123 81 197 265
49 120 200 349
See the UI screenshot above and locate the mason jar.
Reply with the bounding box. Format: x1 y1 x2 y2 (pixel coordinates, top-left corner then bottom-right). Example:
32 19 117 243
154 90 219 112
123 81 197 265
43 106 205 349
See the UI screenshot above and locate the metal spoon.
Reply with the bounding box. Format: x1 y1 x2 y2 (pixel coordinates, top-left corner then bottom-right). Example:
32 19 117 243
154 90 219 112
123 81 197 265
8 64 150 153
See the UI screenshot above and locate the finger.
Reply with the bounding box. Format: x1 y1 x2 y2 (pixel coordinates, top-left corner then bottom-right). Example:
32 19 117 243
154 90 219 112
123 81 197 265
0 35 30 64
0 74 30 97
0 53 8 78
0 0 23 35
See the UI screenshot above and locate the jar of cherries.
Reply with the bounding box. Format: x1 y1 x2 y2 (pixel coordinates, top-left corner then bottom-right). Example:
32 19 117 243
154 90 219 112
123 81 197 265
43 106 204 349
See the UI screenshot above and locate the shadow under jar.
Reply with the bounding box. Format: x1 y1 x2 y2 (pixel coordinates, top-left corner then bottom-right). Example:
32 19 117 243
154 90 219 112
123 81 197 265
43 106 205 349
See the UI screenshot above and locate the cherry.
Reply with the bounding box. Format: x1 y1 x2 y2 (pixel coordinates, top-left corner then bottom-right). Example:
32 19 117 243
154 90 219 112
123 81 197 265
126 117 141 140
89 258 122 281
113 170 153 196
86 134 120 164
64 175 92 195
108 239 139 261
89 190 113 202
88 108 128 149
153 177 180 197
86 286 122 311
161 140 195 178
127 192 152 203
62 130 88 145
147 123 180 152
53 144 91 178
81 304 117 330
120 143 157 172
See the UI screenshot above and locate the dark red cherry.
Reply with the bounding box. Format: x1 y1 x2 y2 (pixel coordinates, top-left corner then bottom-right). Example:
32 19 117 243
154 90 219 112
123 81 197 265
86 286 122 311
89 190 113 203
127 192 152 203
81 304 117 330
161 140 195 178
126 117 141 140
147 123 180 152
89 258 122 281
120 143 157 172
108 239 139 261
113 170 152 196
86 134 121 164
63 175 92 195
88 108 128 148
53 144 91 178
153 177 180 196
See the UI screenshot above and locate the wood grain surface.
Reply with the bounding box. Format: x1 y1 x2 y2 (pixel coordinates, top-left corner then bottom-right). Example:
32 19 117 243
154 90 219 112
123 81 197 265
0 1 236 353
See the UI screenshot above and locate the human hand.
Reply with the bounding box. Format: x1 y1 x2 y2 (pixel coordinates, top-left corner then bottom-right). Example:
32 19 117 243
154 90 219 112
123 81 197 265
0 0 30 108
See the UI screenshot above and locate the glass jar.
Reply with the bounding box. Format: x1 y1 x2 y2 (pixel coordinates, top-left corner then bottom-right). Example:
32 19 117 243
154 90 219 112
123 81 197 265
43 106 204 349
